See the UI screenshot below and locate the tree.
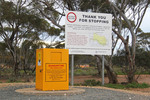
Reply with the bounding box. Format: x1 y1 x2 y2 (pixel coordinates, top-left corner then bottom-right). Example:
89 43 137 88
20 39 48 74
109 0 150 83
137 32 150 51
0 0 50 75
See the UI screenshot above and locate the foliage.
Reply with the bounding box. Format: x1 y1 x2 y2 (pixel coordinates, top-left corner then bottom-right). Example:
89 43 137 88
0 0 49 75
74 68 97 76
104 84 126 89
112 47 150 69
137 32 150 50
0 0 63 75
112 50 128 67
135 48 150 68
104 83 150 89
126 82 149 88
83 79 101 86
82 79 150 89
7 77 18 83
79 0 111 13
0 67 13 77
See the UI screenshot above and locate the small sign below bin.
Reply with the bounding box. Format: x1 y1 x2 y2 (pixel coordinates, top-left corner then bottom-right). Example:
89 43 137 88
36 48 69 91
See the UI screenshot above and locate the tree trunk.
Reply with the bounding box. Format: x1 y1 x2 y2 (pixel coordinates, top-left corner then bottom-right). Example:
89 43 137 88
105 64 118 83
97 55 118 84
124 40 137 83
13 53 19 76
8 44 19 76
127 72 137 83
14 62 19 76
96 57 102 76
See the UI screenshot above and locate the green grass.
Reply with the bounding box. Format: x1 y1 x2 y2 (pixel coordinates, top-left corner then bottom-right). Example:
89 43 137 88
73 67 97 76
81 79 150 89
74 83 82 86
104 83 150 89
83 79 101 86
104 84 126 89
126 82 149 88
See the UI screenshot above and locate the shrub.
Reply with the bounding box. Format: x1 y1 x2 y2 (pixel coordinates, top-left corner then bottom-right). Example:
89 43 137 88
74 68 97 76
104 84 125 89
7 77 17 83
126 82 149 88
83 79 101 86
104 83 150 89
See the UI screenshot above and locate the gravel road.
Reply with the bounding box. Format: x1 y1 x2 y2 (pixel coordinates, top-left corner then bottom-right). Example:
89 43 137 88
0 84 150 100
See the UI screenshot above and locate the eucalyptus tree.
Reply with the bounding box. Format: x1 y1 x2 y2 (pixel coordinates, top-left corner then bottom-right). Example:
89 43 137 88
109 0 150 83
0 0 50 75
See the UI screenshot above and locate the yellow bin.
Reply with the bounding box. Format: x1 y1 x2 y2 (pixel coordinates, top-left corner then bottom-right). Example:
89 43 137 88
36 48 69 91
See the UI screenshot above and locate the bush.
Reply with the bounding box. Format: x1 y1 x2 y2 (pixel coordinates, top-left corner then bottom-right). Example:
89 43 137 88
104 83 150 89
83 79 101 86
7 76 22 83
7 77 18 83
104 84 126 89
126 82 149 88
74 68 97 76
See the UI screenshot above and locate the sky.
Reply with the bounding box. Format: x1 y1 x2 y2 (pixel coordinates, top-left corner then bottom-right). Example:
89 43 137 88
140 8 150 33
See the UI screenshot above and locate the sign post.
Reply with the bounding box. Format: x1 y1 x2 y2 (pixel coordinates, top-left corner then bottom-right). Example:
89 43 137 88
102 55 105 85
71 55 74 86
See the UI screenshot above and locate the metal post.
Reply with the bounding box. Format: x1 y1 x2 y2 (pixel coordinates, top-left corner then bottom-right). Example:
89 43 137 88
102 55 105 85
71 54 74 86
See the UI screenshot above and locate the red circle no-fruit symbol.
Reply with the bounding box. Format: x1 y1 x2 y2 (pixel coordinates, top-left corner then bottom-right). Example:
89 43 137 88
67 12 77 23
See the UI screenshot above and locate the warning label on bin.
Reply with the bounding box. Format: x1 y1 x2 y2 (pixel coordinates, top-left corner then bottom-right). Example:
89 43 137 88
45 63 67 82
37 52 42 66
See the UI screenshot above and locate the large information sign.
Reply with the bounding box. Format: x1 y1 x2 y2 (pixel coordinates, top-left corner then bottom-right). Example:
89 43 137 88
65 11 112 55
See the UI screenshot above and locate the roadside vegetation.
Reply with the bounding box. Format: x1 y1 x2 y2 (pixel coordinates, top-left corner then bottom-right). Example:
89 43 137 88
75 79 150 89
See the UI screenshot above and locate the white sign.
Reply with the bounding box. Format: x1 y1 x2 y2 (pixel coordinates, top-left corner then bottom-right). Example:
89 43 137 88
65 11 112 55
